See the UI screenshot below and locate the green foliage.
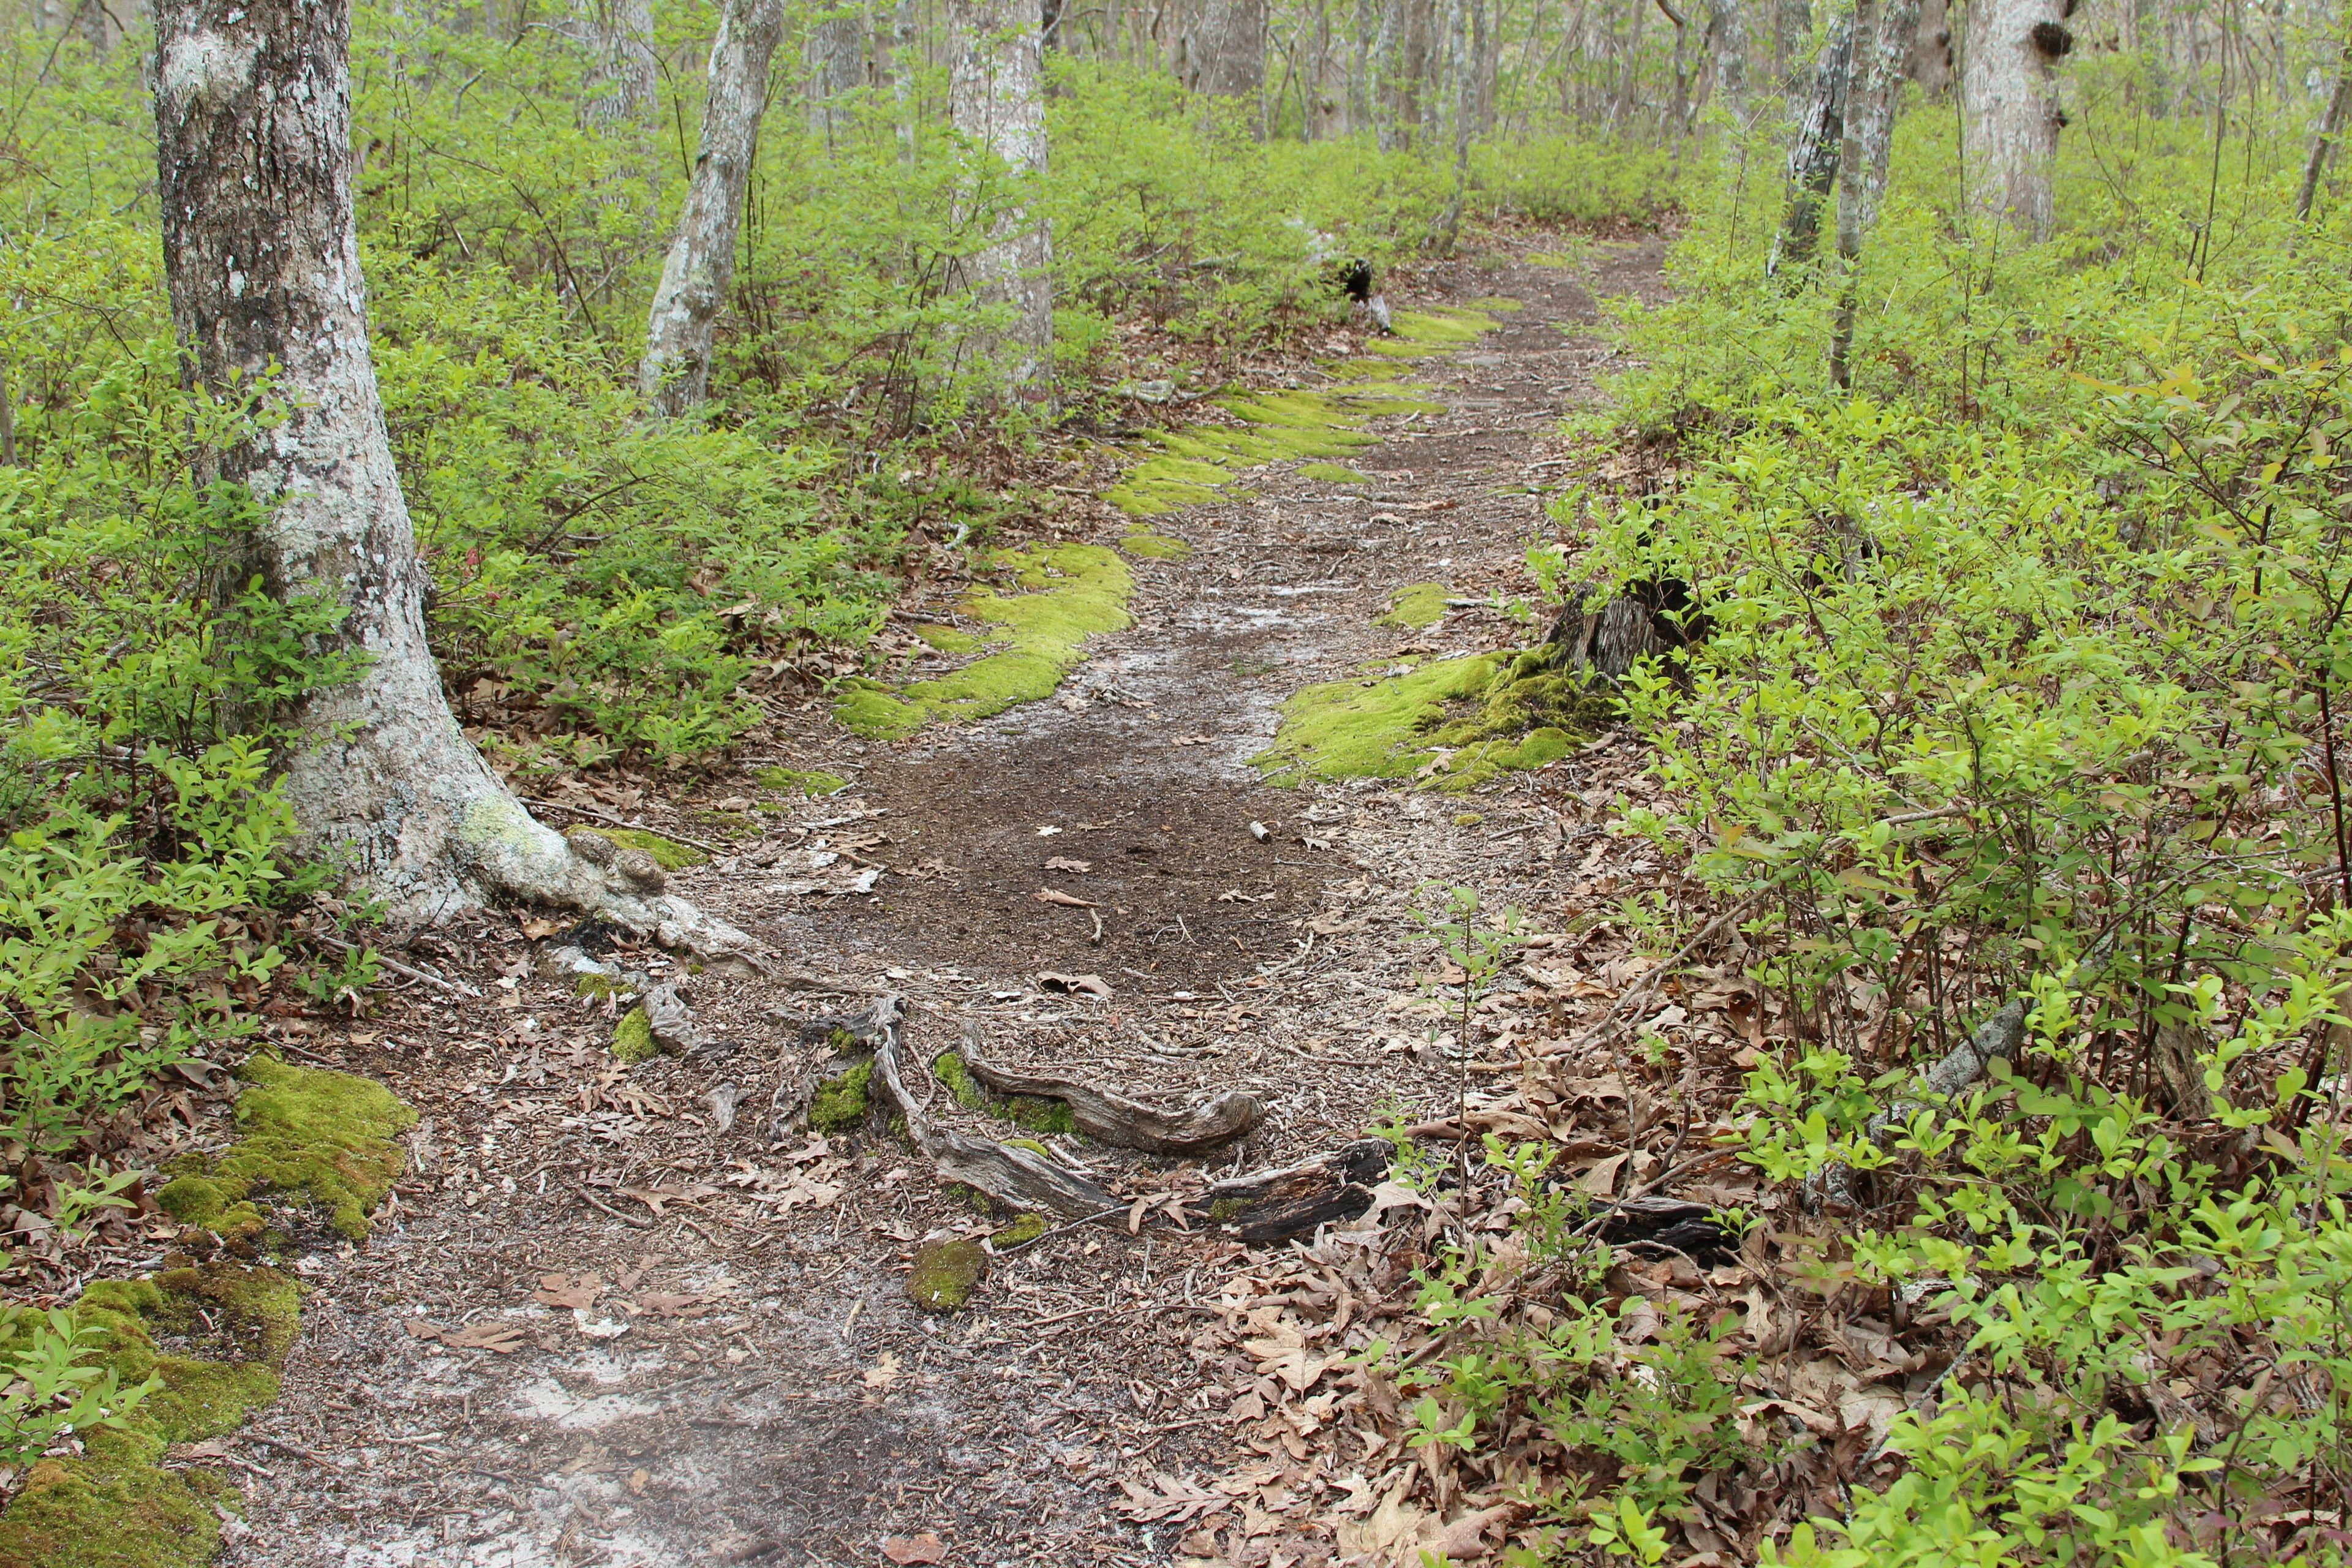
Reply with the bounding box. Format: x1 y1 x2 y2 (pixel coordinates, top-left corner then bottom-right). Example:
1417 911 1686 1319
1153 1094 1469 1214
0 1308 159 1467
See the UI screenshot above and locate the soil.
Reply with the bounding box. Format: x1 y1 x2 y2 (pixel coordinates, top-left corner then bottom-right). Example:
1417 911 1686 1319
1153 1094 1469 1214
215 233 1670 1568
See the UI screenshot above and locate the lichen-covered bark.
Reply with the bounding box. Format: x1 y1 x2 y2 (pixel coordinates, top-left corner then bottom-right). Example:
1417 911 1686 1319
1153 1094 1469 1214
948 0 1053 394
1829 0 1923 385
1962 0 2068 235
154 0 762 961
580 0 658 127
638 0 787 415
1769 13 1850 276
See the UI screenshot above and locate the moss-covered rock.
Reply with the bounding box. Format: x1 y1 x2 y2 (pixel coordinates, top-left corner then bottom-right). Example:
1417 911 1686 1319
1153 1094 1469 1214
809 1060 873 1133
611 1005 660 1064
0 1425 232 1568
907 1238 988 1312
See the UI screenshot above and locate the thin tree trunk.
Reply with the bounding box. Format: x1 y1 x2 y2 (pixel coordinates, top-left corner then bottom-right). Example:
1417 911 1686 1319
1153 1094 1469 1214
1829 0 1922 387
1961 0 2069 236
948 0 1054 395
639 0 787 415
809 4 870 141
1769 13 1850 276
2299 40 2352 221
1909 0 1951 93
154 0 758 956
1706 0 1747 115
1771 0 1809 87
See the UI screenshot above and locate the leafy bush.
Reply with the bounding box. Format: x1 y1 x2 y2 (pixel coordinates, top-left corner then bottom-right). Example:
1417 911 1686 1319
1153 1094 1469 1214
0 1306 157 1466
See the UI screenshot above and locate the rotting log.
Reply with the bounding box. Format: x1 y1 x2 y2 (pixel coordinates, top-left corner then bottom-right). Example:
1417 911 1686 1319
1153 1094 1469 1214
1185 1140 1389 1243
1540 578 1708 688
959 1024 1265 1155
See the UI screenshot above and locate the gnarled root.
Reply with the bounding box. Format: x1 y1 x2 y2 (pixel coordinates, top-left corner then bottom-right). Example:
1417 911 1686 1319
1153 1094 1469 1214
866 997 1117 1217
959 1023 1264 1154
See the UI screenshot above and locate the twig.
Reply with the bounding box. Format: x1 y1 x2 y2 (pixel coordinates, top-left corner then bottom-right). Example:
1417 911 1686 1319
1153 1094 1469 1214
241 1432 349 1469
989 1203 1132 1255
312 931 482 999
1555 894 1762 1057
521 796 724 856
574 1186 657 1229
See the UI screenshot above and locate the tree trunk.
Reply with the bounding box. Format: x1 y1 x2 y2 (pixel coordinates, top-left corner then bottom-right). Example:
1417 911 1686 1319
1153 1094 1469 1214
808 4 870 141
154 0 760 959
1908 0 1951 94
1184 0 1265 96
1706 0 1747 115
581 0 659 127
2299 40 2352 221
1961 0 2068 236
1829 0 1923 387
948 0 1054 394
638 0 787 416
1768 13 1850 276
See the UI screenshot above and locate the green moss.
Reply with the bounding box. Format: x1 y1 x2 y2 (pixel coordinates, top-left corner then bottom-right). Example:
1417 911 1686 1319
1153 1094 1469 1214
907 1237 988 1312
1120 526 1193 559
911 624 984 655
154 1058 414 1245
574 971 620 1001
1256 655 1502 784
992 1213 1049 1248
809 1060 874 1133
1466 296 1527 312
1370 306 1501 358
0 1426 227 1568
1453 812 1485 826
756 765 850 797
1376 582 1453 629
1002 1136 1053 1158
929 1051 1076 1135
593 826 708 870
1298 462 1373 485
1254 647 1599 793
611 1005 659 1064
835 545 1134 738
1208 1197 1250 1221
0 1262 314 1567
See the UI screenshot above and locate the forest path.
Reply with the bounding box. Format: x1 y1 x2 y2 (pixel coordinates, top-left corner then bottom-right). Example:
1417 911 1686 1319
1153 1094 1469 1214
227 235 1665 1568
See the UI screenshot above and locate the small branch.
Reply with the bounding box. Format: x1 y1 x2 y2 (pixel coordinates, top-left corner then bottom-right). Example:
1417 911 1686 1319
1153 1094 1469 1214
312 931 482 998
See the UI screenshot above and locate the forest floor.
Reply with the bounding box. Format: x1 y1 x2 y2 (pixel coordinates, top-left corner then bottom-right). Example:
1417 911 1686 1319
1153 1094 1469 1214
215 235 1681 1568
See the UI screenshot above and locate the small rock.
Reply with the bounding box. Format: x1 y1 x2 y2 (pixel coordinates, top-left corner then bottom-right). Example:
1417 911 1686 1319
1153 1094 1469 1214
565 827 616 866
613 847 668 891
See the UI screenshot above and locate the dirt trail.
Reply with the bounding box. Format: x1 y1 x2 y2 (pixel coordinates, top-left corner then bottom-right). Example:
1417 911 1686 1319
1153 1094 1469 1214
225 237 1665 1568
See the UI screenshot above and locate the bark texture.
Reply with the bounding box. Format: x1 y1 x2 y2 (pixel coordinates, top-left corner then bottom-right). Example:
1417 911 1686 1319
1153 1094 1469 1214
1183 0 1266 97
807 4 869 140
1961 0 2068 236
2301 42 2352 221
580 0 658 127
154 0 761 959
1829 0 1923 386
1908 0 1951 94
1769 14 1850 276
639 0 787 415
948 0 1054 393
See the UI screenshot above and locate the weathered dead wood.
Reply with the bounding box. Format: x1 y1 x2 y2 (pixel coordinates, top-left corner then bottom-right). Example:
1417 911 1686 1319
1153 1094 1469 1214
958 1025 1265 1155
1542 578 1708 688
866 997 1118 1217
1186 1139 1389 1243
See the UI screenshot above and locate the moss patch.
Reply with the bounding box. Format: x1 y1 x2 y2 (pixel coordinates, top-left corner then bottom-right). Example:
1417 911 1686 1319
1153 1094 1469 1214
611 1005 659 1064
592 826 708 870
755 766 848 797
809 1060 874 1133
0 1264 307 1568
911 624 984 655
157 1057 413 1245
907 1237 988 1312
1298 462 1373 485
992 1213 1049 1248
929 1050 1076 1135
1370 306 1501 358
1256 647 1604 793
1119 526 1193 559
1375 582 1452 629
1466 296 1527 312
835 545 1134 739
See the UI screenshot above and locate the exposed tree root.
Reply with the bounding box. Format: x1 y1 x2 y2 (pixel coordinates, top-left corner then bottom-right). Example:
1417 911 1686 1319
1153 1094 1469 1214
1183 1140 1388 1242
958 1023 1265 1154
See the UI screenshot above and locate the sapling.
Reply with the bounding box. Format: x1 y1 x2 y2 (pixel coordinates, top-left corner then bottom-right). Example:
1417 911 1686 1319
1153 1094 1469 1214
1411 885 1526 1206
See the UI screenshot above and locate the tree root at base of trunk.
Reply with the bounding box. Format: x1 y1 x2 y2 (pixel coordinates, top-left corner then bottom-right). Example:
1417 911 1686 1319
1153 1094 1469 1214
957 1022 1265 1154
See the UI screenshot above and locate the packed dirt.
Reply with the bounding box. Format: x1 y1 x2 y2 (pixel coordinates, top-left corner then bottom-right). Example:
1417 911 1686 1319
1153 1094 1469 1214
216 234 1672 1567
